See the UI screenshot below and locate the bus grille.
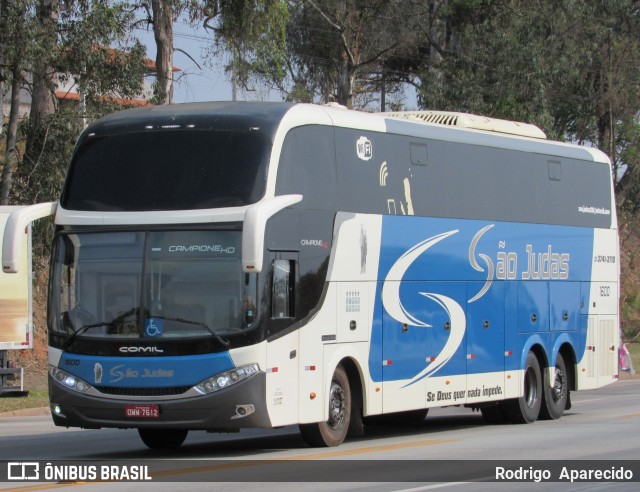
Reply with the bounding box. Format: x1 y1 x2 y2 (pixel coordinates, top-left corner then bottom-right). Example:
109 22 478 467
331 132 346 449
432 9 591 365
96 386 191 397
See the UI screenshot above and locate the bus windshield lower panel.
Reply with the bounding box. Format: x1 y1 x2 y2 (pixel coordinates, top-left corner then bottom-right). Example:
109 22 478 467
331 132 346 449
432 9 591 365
49 231 257 346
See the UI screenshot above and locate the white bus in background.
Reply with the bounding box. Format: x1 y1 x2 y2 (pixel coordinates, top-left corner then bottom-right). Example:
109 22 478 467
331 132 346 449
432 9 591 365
0 207 33 396
2 102 618 448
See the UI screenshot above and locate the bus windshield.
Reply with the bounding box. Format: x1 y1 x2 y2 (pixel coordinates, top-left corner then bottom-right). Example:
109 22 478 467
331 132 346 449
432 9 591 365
49 231 257 343
60 129 270 211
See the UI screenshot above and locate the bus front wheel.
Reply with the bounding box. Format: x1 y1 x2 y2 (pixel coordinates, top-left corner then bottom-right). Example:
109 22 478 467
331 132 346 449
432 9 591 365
138 428 188 449
504 351 542 423
300 365 351 447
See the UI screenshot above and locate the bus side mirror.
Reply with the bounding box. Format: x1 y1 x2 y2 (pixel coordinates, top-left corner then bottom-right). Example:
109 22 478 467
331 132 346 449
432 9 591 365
2 202 57 273
242 195 302 273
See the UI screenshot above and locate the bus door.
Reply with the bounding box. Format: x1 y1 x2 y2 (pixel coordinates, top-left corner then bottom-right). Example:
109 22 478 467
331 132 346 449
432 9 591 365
265 252 300 426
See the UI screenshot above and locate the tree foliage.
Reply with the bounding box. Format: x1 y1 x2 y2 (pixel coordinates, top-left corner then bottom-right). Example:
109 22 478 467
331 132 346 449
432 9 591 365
197 0 290 100
417 0 640 207
2 0 640 209
0 1 147 252
245 0 421 108
0 0 34 204
0 0 146 208
134 0 179 104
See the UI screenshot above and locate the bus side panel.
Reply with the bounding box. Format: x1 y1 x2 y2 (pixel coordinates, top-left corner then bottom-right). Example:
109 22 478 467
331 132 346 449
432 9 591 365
371 214 602 406
517 281 550 333
265 330 299 427
577 227 619 389
466 281 505 404
298 212 383 423
577 315 617 389
297 281 338 425
550 281 581 332
380 281 427 413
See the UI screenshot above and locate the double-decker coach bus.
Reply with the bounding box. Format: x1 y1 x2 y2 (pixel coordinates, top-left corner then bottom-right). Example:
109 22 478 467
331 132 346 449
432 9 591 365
2 102 618 449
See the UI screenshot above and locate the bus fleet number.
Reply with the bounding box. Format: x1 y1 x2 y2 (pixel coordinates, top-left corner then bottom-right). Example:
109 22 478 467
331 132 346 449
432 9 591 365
599 285 611 297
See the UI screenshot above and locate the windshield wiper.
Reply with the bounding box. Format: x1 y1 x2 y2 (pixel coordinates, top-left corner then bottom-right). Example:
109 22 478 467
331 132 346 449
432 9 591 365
148 315 230 347
61 321 115 350
61 307 140 350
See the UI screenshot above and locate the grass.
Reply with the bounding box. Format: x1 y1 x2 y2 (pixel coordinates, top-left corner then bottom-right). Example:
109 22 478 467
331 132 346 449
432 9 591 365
0 388 49 414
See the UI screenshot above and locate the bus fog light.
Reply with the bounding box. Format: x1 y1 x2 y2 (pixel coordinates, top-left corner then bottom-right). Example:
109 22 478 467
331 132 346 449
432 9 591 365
231 404 255 420
195 364 260 395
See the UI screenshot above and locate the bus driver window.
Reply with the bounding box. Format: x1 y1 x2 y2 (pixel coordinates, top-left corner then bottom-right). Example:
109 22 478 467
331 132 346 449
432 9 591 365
271 259 295 318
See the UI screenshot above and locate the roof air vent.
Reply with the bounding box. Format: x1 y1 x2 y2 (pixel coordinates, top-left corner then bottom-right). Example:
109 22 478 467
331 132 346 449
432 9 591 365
383 111 546 139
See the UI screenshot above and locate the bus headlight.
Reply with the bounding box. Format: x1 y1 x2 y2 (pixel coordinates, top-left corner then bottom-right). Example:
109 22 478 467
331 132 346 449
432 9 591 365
195 364 260 395
49 366 91 394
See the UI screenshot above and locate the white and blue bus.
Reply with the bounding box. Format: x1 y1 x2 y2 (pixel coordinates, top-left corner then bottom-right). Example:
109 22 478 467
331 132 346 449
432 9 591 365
2 102 619 448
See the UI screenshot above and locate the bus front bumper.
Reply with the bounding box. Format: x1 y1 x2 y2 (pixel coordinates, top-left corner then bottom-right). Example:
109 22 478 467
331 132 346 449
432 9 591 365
48 372 271 430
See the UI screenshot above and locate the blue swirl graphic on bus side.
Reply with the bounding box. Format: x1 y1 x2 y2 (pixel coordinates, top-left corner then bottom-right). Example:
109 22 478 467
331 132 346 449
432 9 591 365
368 216 595 383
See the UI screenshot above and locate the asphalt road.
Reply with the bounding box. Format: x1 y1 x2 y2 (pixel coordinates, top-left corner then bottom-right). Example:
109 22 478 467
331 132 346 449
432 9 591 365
0 380 638 491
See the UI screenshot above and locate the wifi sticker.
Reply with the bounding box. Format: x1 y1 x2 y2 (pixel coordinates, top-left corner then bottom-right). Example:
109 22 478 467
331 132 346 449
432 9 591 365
379 161 388 186
356 136 373 161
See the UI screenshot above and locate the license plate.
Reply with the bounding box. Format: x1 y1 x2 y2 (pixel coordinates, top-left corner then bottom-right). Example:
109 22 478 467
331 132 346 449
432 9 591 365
125 404 159 418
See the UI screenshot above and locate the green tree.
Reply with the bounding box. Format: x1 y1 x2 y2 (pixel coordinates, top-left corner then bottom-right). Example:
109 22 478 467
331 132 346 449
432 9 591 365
0 0 34 205
134 0 178 104
3 0 146 207
198 0 289 101
267 0 420 109
417 0 640 204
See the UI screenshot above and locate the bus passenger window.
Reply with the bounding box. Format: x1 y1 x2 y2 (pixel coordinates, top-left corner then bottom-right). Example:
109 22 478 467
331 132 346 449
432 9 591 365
271 260 295 318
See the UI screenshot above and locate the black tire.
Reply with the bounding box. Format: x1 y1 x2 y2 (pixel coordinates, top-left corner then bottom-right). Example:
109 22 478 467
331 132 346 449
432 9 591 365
504 351 542 424
364 409 428 426
138 428 188 449
480 403 508 424
300 365 351 447
540 353 569 420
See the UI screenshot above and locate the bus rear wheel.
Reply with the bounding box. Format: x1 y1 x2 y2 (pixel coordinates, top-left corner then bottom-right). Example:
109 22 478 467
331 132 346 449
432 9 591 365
504 351 542 423
138 428 188 449
300 365 351 447
540 353 568 420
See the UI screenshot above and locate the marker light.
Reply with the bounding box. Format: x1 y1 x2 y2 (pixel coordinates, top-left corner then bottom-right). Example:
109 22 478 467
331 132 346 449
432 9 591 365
195 364 260 395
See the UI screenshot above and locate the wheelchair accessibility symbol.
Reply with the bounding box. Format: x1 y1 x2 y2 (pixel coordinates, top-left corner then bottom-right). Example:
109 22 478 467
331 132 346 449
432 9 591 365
144 318 163 338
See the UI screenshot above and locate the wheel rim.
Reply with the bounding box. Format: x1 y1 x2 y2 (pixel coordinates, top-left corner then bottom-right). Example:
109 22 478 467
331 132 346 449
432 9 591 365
328 380 346 430
551 366 566 403
524 366 538 408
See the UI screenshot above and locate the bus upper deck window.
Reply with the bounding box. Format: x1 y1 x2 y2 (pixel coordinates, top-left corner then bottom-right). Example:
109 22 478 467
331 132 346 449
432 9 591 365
271 259 295 318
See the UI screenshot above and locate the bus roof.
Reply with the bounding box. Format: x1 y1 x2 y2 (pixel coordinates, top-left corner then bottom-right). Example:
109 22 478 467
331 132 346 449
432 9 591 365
81 101 610 166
